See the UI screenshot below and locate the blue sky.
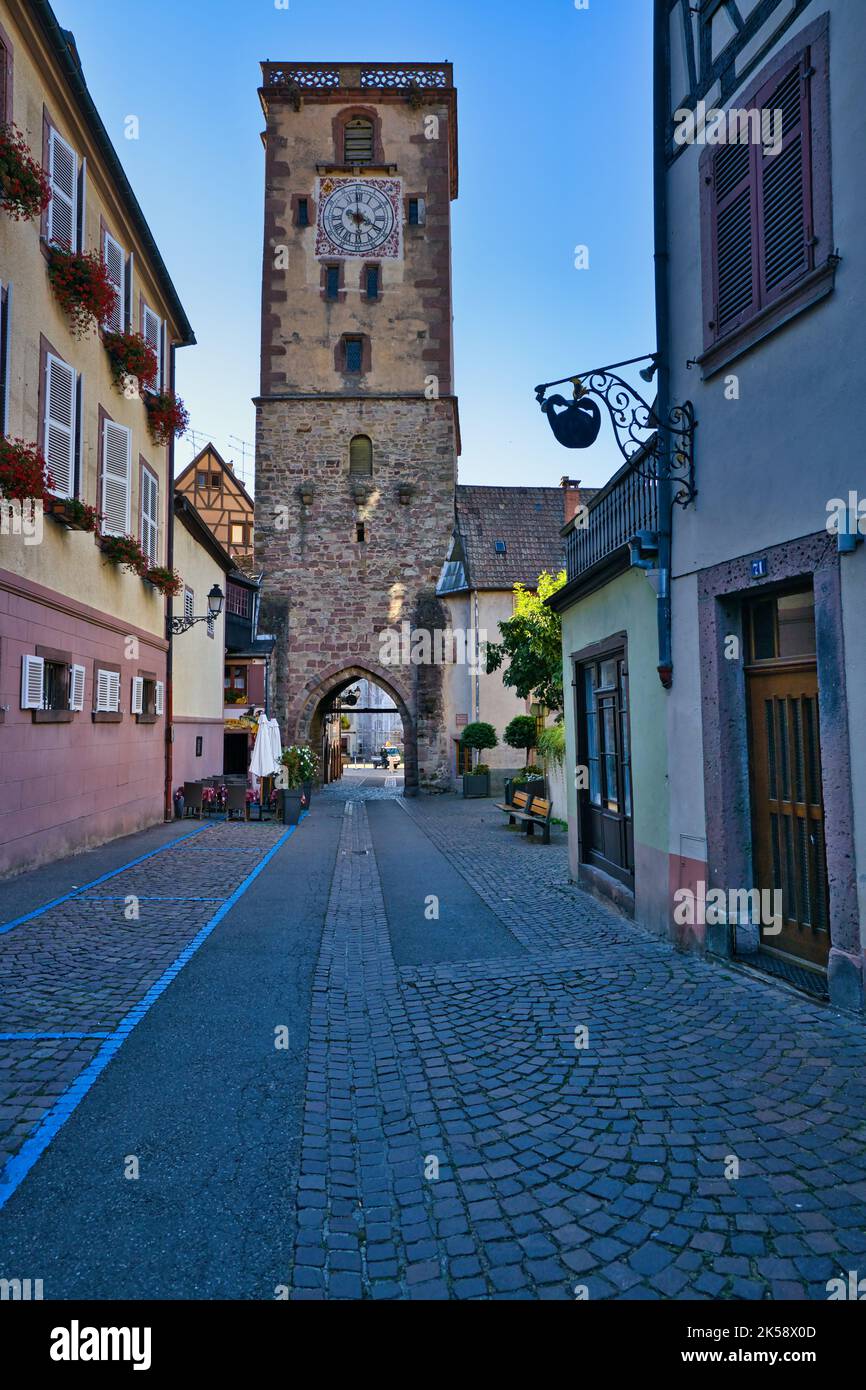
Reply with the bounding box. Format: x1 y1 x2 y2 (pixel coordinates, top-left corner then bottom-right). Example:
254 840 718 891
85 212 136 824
53 0 655 492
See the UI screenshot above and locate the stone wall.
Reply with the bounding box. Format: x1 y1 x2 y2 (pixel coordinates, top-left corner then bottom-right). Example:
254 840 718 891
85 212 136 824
255 394 457 793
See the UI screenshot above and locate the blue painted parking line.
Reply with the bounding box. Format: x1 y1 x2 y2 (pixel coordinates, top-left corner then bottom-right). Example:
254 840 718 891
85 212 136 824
0 814 306 1211
0 1033 113 1042
0 825 212 937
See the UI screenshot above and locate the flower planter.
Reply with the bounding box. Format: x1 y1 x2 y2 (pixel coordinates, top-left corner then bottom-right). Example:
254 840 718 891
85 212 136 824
45 498 98 532
280 788 307 826
514 777 545 802
462 772 490 800
302 780 314 806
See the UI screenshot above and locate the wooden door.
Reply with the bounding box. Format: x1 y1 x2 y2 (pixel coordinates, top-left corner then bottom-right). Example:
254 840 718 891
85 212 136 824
578 653 634 886
747 663 829 965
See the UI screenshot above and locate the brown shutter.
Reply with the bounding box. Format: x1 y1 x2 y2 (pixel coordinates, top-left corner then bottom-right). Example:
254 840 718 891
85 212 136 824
757 56 813 305
712 140 758 335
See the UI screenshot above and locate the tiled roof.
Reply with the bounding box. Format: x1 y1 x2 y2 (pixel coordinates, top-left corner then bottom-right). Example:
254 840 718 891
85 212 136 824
453 485 597 591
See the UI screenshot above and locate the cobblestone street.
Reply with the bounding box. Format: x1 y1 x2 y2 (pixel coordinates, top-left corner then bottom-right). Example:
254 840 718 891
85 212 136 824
1 776 865 1300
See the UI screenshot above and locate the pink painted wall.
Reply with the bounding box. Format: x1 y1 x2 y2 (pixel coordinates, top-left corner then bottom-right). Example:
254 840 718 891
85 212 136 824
0 573 167 876
173 720 225 789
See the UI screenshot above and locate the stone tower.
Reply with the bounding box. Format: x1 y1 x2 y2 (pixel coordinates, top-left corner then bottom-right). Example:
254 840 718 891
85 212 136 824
254 61 459 795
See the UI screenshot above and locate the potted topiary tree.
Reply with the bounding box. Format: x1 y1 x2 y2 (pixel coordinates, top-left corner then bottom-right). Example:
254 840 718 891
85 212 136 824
460 721 498 798
505 714 545 801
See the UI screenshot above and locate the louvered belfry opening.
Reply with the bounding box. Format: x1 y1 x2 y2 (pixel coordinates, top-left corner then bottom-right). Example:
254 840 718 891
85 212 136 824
710 50 813 340
349 435 373 476
344 117 374 164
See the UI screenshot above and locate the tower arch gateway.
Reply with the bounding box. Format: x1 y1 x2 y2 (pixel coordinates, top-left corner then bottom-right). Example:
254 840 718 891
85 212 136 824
255 62 460 792
295 662 417 792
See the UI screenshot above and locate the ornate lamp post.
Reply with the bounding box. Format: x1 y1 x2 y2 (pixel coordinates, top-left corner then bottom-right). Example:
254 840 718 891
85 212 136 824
169 584 225 637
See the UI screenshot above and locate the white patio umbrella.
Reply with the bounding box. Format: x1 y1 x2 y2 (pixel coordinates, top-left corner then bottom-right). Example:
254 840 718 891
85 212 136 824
266 716 283 768
250 716 278 780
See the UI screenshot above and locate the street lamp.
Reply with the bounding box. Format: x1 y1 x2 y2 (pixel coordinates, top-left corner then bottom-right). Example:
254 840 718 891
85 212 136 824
169 584 225 637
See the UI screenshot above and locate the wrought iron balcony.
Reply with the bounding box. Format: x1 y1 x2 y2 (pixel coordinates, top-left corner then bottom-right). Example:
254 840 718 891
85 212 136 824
261 62 453 91
565 455 659 583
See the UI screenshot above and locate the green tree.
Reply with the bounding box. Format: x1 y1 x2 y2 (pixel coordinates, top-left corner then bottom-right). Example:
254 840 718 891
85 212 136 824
485 570 567 713
503 714 538 767
460 721 498 770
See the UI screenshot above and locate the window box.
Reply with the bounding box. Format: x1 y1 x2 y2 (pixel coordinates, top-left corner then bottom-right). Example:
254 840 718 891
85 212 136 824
45 496 100 532
46 245 116 339
144 390 189 447
100 532 149 576
0 123 51 222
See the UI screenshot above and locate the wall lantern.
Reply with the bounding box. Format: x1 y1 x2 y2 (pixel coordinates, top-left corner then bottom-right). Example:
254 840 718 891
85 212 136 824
169 585 225 637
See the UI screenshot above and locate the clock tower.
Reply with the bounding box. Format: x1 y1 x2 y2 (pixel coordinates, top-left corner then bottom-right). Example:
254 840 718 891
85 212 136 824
255 62 459 793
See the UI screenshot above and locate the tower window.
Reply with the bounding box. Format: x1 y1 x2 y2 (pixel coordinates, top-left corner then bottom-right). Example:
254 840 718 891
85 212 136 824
297 198 309 227
495 539 507 555
356 523 366 543
365 264 380 300
408 199 421 226
345 338 363 373
325 265 340 301
350 435 373 477
344 117 374 164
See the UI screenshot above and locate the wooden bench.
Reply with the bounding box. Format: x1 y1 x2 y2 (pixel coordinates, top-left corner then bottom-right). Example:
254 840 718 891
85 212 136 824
496 791 554 844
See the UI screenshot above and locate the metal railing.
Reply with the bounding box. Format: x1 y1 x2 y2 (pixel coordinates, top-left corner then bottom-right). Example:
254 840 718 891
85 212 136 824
566 457 658 581
262 62 452 90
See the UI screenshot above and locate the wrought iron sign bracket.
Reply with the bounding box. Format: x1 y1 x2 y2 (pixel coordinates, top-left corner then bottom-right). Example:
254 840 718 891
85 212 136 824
534 354 697 509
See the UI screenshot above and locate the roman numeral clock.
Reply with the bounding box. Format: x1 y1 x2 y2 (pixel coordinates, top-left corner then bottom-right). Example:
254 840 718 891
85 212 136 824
315 177 403 259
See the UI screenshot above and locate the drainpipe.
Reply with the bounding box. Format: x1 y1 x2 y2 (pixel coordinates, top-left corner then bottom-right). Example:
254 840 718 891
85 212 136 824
164 343 177 820
654 0 674 690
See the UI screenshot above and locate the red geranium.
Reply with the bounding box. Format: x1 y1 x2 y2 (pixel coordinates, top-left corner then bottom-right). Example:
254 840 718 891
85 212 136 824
103 330 159 394
0 123 51 221
145 565 183 597
47 244 117 338
0 438 54 501
144 390 189 446
100 532 149 576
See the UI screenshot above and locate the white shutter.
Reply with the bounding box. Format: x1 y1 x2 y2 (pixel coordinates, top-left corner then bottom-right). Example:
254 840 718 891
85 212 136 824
142 306 162 388
101 420 131 535
103 231 125 334
95 669 121 713
21 655 45 710
47 128 78 249
155 681 164 716
141 467 159 564
68 663 86 712
131 676 144 715
95 669 111 712
44 354 76 498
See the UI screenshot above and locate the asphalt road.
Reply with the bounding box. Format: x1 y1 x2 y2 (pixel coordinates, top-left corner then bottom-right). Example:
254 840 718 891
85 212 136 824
0 801 340 1299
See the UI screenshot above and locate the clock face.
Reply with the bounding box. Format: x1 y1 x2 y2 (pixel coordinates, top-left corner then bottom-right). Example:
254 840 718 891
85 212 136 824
316 177 402 260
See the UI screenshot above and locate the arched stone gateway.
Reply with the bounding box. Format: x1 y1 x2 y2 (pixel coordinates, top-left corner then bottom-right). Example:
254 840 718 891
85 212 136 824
292 661 419 796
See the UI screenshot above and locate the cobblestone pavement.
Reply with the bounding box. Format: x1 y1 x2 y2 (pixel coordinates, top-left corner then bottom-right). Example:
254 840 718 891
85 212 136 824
0 820 287 1182
295 787 866 1301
